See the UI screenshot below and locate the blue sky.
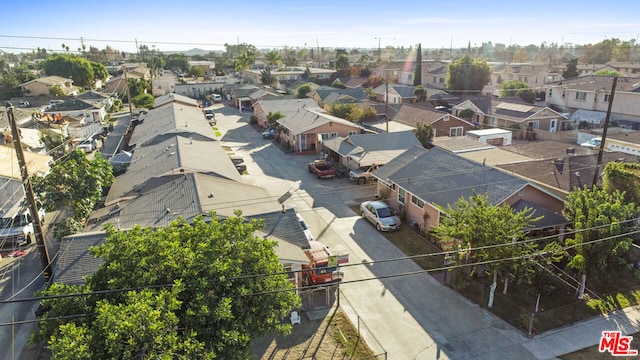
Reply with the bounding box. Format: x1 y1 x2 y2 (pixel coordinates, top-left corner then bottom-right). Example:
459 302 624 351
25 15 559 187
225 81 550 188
2 0 639 54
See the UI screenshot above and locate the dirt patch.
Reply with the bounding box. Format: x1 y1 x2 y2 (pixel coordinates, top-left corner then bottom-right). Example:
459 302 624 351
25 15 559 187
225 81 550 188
251 307 374 360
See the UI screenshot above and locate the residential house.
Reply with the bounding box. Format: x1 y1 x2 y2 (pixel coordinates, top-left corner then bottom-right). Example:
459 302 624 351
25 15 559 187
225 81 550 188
322 130 422 169
545 75 640 123
174 81 227 100
243 67 335 86
122 63 152 80
373 60 450 88
104 75 133 96
276 109 365 154
311 86 369 108
76 90 114 112
497 152 634 197
227 85 280 112
484 63 561 97
253 98 322 129
332 77 367 89
20 76 79 97
43 98 108 123
188 61 216 74
372 146 566 232
389 103 475 137
372 84 417 104
154 93 199 109
453 96 567 133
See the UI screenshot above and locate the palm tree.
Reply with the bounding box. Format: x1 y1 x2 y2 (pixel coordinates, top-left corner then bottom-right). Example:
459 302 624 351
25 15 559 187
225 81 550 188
265 51 282 69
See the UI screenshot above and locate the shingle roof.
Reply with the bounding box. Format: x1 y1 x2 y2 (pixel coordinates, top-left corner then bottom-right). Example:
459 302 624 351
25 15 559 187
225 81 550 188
375 146 528 208
278 109 362 135
44 98 103 113
512 200 568 230
105 134 241 204
90 172 279 231
323 131 422 166
128 102 216 147
250 209 310 263
256 98 321 115
55 232 106 285
547 75 639 92
154 93 199 108
453 96 493 114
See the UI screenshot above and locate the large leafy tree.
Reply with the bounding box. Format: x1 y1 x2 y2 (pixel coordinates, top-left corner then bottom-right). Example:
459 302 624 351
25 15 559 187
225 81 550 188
603 161 640 205
433 193 541 307
446 54 492 95
34 214 301 359
335 54 350 77
500 81 536 103
296 84 313 98
165 54 189 73
31 150 114 222
562 186 637 280
132 93 154 108
329 103 365 122
41 54 104 88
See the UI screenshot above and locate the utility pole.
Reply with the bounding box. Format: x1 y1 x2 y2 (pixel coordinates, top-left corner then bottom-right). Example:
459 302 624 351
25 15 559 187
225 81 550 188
591 77 617 188
385 74 389 133
6 104 52 283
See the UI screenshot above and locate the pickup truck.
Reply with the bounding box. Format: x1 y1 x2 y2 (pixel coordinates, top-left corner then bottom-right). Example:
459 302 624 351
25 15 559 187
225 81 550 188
349 164 379 184
308 160 336 179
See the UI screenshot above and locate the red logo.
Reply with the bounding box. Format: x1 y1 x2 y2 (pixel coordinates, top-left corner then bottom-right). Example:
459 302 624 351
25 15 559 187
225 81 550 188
599 331 638 356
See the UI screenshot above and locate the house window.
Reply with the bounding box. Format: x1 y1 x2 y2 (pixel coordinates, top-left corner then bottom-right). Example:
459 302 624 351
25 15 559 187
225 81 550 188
398 188 406 205
490 117 497 126
450 127 463 136
321 133 330 141
549 89 552 97
527 121 539 129
433 76 437 83
330 132 338 138
411 195 424 208
283 265 295 281
519 188 525 197
575 92 587 101
604 94 611 103
348 130 357 136
439 78 445 84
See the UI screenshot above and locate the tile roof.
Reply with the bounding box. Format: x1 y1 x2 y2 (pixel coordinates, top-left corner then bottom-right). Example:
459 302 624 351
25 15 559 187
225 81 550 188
375 146 528 208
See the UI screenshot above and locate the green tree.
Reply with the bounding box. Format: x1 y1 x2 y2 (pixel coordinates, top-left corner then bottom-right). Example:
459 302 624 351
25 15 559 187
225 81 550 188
165 54 189 73
265 51 282 69
594 69 623 77
126 78 151 99
512 47 529 63
49 84 65 96
31 150 114 222
132 93 154 108
235 51 255 72
335 54 350 76
187 67 204 78
260 67 274 86
39 129 66 159
500 81 536 103
446 54 492 95
413 122 434 147
414 43 422 86
266 111 285 128
562 187 637 280
296 84 313 98
414 85 427 102
42 54 99 88
603 161 640 205
35 214 301 359
90 62 108 83
329 103 364 122
458 108 475 121
433 193 541 307
562 58 580 79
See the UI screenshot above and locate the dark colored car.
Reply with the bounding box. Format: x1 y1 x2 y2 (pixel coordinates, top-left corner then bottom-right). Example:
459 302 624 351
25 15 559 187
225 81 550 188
262 129 276 139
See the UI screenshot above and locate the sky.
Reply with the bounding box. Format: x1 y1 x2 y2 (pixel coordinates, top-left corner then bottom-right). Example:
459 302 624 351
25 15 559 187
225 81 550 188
2 0 639 55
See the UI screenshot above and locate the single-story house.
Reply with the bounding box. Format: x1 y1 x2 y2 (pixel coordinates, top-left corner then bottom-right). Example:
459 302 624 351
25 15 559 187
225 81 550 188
276 109 365 154
20 76 79 97
322 130 421 169
253 98 322 130
372 146 567 233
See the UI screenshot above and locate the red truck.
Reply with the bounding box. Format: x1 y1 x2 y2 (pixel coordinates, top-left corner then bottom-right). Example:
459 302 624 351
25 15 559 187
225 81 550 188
302 241 349 286
308 160 336 179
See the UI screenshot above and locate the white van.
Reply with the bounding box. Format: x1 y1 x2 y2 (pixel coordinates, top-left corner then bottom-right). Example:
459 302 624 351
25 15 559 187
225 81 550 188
212 94 222 102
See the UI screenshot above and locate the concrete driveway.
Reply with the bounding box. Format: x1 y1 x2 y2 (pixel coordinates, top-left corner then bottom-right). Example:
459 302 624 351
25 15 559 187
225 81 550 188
215 105 539 360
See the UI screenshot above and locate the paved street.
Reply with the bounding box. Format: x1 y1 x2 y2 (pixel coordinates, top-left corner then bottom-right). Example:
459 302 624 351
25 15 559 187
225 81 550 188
214 104 640 360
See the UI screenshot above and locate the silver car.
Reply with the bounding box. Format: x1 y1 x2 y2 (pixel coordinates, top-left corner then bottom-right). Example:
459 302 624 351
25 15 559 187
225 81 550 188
360 200 400 231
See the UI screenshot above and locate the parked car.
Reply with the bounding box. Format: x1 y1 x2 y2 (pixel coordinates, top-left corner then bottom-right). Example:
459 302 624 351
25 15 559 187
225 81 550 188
204 110 217 125
360 200 400 231
308 160 336 179
212 94 222 102
581 137 602 149
76 139 97 153
349 164 379 185
296 213 314 242
262 129 277 139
